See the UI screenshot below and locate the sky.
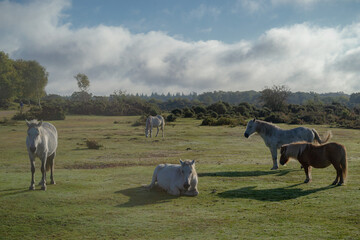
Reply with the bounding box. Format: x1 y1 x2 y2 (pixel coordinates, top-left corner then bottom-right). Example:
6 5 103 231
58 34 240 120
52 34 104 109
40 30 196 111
1 0 360 96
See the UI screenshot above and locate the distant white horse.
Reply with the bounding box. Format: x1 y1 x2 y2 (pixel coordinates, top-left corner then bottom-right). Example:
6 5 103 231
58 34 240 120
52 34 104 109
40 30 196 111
26 120 58 190
244 119 331 170
147 160 199 196
145 115 165 138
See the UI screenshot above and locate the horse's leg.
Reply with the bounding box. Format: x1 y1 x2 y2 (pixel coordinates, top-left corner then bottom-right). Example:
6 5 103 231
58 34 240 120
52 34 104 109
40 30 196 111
40 155 47 191
49 153 56 185
162 125 164 138
29 154 36 190
332 163 342 186
304 165 312 183
155 127 159 137
270 147 278 170
149 125 152 138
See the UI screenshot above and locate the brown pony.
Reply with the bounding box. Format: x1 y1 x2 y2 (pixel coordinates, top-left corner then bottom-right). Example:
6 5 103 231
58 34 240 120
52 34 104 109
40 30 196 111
280 142 347 186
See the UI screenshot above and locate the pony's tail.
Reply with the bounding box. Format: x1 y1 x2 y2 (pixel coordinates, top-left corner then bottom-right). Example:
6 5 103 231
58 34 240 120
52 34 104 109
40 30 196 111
341 146 348 184
312 129 332 144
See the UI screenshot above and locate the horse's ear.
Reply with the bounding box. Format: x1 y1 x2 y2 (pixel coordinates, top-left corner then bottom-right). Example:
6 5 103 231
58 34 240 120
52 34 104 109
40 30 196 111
37 120 43 127
191 160 195 165
179 159 184 165
25 119 30 127
253 118 256 122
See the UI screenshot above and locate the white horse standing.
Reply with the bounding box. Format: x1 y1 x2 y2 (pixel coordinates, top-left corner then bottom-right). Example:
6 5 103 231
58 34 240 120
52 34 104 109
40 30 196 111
244 119 331 170
26 120 58 190
145 115 165 138
147 160 199 196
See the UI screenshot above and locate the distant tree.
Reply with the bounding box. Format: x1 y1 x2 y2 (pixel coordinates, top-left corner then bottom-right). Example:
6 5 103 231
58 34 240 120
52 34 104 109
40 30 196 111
260 85 291 111
74 73 90 92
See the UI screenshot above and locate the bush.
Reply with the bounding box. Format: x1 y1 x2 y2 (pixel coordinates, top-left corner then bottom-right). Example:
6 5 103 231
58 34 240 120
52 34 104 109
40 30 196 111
166 114 177 122
132 115 147 127
171 108 182 116
201 117 216 126
183 108 195 118
85 139 102 149
207 102 228 115
264 112 289 123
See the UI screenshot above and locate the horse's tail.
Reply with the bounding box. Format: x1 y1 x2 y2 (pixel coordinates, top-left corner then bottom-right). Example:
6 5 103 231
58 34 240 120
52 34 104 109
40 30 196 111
341 145 348 183
312 129 332 144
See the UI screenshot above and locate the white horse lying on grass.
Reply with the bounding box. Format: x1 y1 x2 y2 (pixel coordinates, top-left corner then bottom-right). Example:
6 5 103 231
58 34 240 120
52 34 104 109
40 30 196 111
244 119 331 170
26 119 58 191
147 160 199 196
145 115 165 138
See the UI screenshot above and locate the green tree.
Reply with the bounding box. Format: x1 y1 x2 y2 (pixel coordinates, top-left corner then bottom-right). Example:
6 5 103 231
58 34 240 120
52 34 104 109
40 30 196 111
15 60 48 107
0 52 20 107
74 73 90 92
260 85 291 111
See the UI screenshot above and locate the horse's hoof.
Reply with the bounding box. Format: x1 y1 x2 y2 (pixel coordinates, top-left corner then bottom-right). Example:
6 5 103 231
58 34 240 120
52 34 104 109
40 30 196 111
332 181 338 185
29 186 35 190
51 181 56 185
337 182 344 186
271 167 278 170
41 186 47 191
304 179 310 183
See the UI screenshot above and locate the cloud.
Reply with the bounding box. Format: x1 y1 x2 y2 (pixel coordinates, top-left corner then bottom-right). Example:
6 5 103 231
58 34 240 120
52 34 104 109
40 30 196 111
1 0 360 95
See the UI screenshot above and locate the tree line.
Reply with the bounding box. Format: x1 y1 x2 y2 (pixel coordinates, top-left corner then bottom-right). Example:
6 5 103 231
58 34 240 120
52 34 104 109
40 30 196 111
0 51 48 108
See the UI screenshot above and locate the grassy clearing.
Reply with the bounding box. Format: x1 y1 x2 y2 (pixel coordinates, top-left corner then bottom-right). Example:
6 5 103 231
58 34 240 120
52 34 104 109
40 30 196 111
0 115 359 239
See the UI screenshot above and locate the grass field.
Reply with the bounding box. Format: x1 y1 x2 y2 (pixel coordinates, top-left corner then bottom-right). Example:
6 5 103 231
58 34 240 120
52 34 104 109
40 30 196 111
1 115 359 239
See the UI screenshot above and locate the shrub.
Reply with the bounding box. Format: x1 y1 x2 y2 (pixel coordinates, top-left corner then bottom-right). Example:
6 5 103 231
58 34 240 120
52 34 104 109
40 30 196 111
183 108 195 118
166 114 177 122
85 139 102 149
192 105 207 114
264 112 289 123
132 115 147 127
201 117 216 126
207 102 228 115
171 108 182 116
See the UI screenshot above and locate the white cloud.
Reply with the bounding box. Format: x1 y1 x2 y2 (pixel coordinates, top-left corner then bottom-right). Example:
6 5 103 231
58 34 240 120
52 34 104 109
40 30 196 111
1 0 360 95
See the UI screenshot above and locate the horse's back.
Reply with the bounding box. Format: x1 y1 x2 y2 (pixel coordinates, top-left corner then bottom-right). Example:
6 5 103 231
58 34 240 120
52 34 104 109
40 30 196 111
277 127 313 146
156 164 179 183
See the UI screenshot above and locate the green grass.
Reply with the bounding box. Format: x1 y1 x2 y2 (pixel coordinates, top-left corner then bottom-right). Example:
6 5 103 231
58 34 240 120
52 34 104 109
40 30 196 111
0 115 359 239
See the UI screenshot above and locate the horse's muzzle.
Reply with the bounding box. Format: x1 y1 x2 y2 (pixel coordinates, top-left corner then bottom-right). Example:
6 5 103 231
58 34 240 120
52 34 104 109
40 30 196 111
30 147 36 153
244 133 249 138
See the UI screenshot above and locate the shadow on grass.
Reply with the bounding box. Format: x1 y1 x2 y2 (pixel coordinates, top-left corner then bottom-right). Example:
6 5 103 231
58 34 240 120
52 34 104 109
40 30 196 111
115 186 177 208
198 169 298 178
0 188 29 197
218 184 336 201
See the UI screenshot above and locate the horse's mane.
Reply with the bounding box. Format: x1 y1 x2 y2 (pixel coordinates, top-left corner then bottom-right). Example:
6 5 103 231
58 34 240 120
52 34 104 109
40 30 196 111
255 120 281 136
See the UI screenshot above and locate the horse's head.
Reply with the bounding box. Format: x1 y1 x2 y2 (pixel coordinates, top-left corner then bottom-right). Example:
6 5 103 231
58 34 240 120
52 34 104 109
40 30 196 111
26 119 43 153
244 118 257 138
279 145 290 165
179 159 196 190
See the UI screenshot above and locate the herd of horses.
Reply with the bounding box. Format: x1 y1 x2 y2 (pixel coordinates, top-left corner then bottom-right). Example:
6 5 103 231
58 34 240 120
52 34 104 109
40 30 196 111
25 115 347 195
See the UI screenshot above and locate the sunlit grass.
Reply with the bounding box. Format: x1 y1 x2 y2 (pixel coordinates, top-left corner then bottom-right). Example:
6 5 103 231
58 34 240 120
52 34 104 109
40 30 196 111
0 115 359 239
